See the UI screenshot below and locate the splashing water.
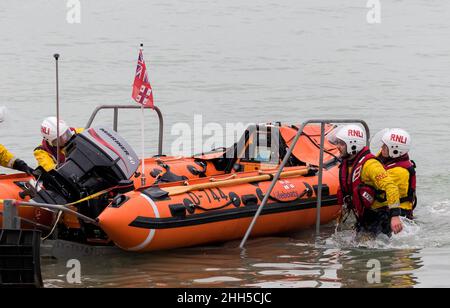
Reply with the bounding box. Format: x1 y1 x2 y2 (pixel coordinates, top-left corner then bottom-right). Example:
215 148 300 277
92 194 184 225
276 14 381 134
324 216 425 250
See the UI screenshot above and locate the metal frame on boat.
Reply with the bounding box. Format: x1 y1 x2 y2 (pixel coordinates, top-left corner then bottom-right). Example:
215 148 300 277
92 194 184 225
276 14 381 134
85 104 164 156
240 119 370 248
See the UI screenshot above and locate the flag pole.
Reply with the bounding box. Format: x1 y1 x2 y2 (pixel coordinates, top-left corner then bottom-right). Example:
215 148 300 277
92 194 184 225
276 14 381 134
141 104 146 186
53 53 61 167
140 43 146 186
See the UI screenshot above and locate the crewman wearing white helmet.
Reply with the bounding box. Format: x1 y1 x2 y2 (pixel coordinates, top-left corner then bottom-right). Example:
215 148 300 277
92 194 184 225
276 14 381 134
0 106 34 174
375 128 416 219
33 117 84 171
328 124 402 236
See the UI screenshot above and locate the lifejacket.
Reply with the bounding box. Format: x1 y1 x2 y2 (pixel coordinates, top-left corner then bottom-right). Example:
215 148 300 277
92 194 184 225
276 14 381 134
338 146 378 220
384 154 417 209
35 127 78 164
39 140 66 163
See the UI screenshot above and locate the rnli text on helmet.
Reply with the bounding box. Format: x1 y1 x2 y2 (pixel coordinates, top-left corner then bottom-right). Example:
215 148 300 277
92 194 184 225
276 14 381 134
41 126 51 136
390 134 407 144
348 129 363 138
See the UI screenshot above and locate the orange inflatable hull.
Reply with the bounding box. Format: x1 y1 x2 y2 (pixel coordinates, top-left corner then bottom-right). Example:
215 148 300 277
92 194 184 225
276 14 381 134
0 173 54 229
98 166 341 252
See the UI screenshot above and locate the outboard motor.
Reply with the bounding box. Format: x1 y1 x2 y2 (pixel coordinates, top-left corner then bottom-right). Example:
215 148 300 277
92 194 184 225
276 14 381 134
32 127 139 241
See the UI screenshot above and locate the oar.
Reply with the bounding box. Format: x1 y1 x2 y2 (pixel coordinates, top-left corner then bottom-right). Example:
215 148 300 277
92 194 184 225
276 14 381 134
163 167 310 196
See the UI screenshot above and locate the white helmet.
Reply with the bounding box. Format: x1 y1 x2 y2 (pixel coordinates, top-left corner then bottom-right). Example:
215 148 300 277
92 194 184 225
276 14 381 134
330 124 367 156
381 128 411 158
41 117 73 146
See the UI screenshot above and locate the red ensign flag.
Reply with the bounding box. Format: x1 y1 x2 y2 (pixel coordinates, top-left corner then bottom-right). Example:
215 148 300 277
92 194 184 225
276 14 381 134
132 47 154 108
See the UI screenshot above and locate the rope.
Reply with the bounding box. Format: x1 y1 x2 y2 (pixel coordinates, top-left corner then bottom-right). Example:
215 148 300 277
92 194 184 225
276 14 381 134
41 210 63 241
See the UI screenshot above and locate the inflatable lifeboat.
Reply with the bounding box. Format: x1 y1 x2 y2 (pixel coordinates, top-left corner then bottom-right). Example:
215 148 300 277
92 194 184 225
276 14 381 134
1 122 342 252
98 123 342 251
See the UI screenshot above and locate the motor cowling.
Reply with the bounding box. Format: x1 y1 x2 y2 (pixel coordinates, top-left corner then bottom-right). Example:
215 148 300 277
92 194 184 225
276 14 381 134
32 127 139 211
